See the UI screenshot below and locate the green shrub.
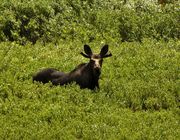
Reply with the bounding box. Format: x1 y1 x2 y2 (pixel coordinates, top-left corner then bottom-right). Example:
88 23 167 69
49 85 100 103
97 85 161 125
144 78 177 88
0 40 179 139
0 0 179 44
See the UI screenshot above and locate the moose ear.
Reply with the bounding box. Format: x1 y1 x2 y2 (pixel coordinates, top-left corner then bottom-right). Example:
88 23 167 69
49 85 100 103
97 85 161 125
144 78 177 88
100 45 112 58
84 45 92 56
100 45 109 56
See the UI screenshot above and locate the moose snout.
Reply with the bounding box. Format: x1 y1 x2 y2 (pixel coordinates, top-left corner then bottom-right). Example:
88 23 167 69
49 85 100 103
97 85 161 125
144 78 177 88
94 63 101 70
94 65 101 75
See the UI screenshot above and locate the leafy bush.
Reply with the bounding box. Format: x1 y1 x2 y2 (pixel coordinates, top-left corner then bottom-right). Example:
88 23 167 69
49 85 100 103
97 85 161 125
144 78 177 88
0 40 179 139
0 1 179 138
0 0 179 44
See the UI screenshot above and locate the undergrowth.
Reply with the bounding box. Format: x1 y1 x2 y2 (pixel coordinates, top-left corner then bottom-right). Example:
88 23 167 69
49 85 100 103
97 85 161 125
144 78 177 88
0 40 179 139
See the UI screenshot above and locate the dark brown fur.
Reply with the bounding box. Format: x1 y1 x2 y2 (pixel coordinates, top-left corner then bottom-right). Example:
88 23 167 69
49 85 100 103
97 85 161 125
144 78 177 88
33 45 112 90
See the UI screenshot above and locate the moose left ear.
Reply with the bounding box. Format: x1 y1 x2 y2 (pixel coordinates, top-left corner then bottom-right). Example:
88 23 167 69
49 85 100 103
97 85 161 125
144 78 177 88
100 45 112 58
100 45 109 56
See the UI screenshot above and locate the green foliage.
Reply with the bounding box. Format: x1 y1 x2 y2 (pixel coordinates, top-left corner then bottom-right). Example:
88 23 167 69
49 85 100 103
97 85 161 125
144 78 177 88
0 40 179 139
0 0 179 139
0 0 179 44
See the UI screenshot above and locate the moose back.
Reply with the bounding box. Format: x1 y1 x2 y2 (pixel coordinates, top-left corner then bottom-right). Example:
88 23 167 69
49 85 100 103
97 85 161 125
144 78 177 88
33 45 112 90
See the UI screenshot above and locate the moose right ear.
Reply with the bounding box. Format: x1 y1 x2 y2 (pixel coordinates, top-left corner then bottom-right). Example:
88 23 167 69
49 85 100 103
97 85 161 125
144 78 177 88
84 45 92 56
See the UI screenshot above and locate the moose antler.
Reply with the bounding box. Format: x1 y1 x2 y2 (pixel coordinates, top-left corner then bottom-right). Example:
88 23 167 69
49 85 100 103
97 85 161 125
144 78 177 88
102 52 112 58
80 52 91 58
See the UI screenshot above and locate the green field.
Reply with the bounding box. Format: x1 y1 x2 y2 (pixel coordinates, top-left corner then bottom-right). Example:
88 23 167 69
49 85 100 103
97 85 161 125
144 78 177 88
0 0 180 139
0 40 179 139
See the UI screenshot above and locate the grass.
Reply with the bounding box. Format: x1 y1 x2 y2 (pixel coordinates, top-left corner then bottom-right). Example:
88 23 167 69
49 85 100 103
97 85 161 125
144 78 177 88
0 39 179 139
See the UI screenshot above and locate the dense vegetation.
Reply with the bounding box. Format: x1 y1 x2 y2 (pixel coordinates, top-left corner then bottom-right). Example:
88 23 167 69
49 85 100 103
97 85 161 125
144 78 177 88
0 0 179 44
0 40 179 139
0 0 179 139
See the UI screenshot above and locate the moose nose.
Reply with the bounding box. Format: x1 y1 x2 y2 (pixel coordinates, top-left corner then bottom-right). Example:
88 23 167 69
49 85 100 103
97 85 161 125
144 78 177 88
94 66 101 75
94 64 101 71
94 66 100 70
94 63 101 70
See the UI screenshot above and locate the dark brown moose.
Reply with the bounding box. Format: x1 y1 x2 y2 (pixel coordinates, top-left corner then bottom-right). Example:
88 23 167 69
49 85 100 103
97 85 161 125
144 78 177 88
33 44 112 90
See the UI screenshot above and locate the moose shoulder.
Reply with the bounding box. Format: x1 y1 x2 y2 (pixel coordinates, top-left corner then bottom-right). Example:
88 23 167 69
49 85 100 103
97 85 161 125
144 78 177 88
33 45 112 90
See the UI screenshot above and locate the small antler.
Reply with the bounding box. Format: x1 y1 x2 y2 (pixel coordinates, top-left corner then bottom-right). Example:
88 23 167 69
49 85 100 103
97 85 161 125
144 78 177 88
80 52 91 58
102 52 112 58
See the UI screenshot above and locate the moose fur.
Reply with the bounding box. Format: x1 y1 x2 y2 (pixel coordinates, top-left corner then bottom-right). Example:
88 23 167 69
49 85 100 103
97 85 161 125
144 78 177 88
33 44 112 90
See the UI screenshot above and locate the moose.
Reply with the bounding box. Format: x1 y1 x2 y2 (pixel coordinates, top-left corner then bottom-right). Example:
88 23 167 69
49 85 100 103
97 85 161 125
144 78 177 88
33 44 112 90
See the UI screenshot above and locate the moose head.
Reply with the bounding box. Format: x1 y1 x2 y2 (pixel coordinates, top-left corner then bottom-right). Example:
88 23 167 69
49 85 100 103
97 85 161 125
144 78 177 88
80 44 112 77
